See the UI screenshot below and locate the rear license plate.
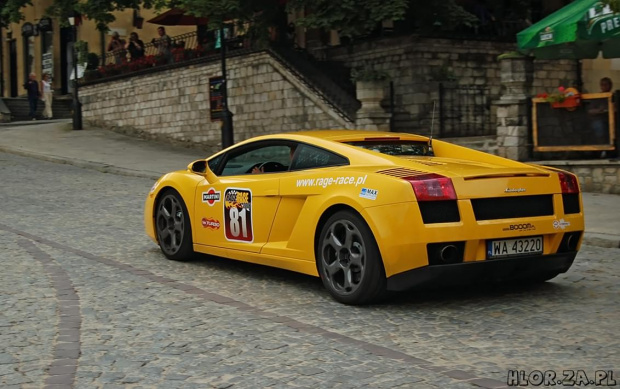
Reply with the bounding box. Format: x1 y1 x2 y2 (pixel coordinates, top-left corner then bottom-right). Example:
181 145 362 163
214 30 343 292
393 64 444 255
487 236 543 259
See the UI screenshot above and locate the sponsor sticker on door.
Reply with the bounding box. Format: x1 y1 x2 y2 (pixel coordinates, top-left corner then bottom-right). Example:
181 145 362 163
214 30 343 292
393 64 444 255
201 218 220 230
359 188 378 200
202 188 221 206
224 188 253 243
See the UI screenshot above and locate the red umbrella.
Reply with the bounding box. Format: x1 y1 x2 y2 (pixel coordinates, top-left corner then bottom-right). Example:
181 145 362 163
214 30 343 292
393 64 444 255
147 8 208 26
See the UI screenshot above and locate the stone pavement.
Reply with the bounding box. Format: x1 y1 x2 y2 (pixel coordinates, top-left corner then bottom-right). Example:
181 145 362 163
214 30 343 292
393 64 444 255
0 119 618 249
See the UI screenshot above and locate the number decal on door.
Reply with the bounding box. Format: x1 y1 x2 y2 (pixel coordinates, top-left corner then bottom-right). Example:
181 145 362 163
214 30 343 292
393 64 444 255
224 188 253 243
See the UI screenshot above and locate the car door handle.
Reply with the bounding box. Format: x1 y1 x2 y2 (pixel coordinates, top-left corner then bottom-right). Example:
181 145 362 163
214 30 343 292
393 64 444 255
264 190 278 196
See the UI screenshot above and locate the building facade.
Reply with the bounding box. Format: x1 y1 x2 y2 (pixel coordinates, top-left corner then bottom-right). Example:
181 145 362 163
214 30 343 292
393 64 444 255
0 0 195 98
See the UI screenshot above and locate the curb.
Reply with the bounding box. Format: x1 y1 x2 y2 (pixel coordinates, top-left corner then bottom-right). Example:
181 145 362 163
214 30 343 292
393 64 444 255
582 232 620 249
0 145 162 181
0 119 72 127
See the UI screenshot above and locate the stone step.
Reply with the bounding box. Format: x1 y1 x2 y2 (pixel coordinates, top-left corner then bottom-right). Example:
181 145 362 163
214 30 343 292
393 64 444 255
1 97 73 121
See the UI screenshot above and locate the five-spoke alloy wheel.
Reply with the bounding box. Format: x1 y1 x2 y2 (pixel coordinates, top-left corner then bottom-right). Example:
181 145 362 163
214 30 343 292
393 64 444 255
155 189 193 260
317 211 386 305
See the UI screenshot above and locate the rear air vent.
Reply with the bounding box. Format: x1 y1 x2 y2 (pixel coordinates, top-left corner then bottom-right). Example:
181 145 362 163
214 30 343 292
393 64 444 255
377 168 426 177
419 201 460 223
471 195 554 220
562 193 580 214
413 160 446 166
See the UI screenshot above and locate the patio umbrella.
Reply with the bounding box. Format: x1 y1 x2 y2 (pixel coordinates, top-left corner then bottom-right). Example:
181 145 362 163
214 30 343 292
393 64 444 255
517 0 620 59
147 8 208 26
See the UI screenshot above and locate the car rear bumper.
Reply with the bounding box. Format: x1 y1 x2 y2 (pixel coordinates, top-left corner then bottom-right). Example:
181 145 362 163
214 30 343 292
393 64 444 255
386 252 577 292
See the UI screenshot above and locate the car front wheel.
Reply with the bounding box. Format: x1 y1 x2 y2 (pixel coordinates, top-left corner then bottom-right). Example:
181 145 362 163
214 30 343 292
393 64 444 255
316 211 386 305
155 189 194 260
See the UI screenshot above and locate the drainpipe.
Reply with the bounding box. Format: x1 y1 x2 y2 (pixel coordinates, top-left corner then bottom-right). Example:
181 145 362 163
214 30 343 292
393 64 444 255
0 26 4 97
100 29 105 66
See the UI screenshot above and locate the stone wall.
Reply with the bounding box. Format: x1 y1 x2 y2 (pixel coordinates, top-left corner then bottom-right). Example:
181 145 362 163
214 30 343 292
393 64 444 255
80 52 352 153
539 161 620 194
326 35 577 136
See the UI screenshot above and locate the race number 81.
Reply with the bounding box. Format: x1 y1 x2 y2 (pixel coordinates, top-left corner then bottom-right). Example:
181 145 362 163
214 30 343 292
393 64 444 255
224 188 253 243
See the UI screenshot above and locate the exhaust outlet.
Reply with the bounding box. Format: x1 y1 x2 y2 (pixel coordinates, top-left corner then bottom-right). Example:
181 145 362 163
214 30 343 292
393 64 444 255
427 242 465 266
440 245 459 264
565 234 578 251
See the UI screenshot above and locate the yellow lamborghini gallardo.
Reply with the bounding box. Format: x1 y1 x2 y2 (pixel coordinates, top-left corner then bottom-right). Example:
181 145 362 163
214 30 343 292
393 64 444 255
145 131 584 304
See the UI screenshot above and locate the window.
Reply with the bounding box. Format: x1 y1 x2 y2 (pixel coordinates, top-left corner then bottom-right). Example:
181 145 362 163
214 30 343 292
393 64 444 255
23 35 35 84
220 144 294 176
207 154 224 173
291 144 349 171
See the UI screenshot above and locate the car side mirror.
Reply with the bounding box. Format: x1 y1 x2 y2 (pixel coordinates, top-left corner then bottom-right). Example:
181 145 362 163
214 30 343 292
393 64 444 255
188 160 207 174
187 159 219 184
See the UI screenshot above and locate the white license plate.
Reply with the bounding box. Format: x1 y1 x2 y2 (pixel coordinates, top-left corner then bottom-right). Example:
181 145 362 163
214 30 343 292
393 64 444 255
487 236 543 258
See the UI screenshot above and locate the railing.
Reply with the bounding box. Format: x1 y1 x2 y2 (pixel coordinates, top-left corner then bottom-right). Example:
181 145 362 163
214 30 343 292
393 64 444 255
439 83 494 137
85 31 248 82
268 45 359 122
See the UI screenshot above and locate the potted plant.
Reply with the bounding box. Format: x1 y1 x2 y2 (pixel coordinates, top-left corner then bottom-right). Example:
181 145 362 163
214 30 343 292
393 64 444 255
351 65 390 110
536 86 581 110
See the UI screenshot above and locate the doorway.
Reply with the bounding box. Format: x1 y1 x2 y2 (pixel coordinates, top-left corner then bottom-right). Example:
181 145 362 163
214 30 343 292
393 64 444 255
9 39 18 97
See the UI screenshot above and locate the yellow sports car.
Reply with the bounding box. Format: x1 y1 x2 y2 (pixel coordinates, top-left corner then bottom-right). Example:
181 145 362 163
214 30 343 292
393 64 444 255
145 130 584 305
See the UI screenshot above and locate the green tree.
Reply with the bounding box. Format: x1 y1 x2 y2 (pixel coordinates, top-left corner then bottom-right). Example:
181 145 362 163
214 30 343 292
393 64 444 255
1 0 31 27
176 0 285 45
286 0 408 39
406 0 477 31
0 0 170 31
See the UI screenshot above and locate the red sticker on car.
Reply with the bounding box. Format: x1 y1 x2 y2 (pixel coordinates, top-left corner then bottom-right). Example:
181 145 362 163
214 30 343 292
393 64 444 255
224 188 253 243
202 188 221 206
201 217 220 230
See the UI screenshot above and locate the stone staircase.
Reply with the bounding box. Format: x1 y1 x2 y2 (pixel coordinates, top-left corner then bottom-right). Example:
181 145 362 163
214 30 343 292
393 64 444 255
1 97 73 121
267 46 360 123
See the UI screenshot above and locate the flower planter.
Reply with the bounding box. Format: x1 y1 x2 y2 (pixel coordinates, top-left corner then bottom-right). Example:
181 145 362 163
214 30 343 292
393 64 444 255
551 95 581 109
356 80 386 111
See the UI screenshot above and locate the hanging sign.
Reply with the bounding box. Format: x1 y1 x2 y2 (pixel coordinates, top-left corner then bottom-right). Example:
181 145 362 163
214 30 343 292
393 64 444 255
209 76 225 122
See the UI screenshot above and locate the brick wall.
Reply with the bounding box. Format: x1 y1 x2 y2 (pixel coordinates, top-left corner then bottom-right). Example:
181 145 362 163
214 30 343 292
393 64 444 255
541 161 620 194
80 52 352 153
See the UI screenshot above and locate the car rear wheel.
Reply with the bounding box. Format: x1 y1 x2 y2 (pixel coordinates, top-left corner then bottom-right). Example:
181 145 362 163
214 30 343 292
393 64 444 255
317 211 386 305
155 190 194 260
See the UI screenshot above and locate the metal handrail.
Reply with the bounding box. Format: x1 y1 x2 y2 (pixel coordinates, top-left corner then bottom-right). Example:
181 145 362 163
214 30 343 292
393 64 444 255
102 31 201 65
267 45 359 122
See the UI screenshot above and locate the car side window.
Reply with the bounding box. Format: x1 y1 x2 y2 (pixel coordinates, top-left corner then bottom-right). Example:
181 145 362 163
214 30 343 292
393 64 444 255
220 144 293 176
207 154 224 173
291 144 349 171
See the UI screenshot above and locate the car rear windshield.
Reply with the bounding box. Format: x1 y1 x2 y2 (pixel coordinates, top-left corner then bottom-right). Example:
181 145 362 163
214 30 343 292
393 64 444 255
346 141 430 156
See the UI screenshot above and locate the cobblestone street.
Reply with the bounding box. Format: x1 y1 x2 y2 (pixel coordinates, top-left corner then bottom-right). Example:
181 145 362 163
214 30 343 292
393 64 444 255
0 152 618 388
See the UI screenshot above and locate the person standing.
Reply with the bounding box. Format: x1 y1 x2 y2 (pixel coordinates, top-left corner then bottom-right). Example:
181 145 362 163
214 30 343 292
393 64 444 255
107 31 126 64
152 27 172 61
588 77 614 154
40 73 53 119
23 73 40 120
125 32 145 61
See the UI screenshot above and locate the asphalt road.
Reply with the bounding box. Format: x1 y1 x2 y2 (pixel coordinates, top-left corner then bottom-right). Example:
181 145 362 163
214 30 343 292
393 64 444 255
0 152 618 389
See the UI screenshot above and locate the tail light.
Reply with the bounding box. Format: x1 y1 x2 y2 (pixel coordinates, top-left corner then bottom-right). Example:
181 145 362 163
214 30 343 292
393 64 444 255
558 172 579 193
405 173 457 201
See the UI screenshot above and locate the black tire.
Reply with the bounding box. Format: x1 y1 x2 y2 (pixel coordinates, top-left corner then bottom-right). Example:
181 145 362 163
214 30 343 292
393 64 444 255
316 211 387 305
155 189 194 261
